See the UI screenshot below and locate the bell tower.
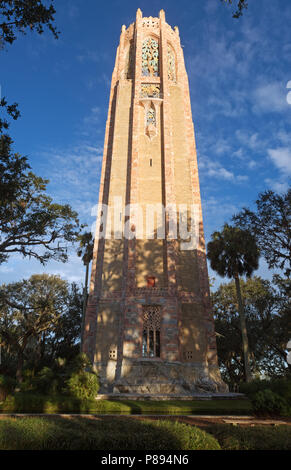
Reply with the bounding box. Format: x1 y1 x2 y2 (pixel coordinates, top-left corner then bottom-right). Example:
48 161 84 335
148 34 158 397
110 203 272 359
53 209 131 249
83 9 227 394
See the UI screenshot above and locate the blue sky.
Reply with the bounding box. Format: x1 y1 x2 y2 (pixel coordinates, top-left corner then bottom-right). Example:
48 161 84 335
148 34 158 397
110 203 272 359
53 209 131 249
1 0 290 288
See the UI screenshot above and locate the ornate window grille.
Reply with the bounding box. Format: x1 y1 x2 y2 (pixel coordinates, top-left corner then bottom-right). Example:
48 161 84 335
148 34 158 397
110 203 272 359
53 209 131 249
146 107 156 126
167 45 176 81
142 37 159 77
142 305 161 358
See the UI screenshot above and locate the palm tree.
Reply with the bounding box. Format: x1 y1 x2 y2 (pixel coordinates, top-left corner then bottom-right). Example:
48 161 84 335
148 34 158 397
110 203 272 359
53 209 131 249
207 223 259 382
77 231 94 350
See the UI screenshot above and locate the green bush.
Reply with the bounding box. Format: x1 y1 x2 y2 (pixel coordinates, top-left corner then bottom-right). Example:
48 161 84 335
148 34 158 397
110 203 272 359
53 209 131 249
251 389 290 417
0 375 16 401
0 416 221 450
239 377 291 403
64 370 99 400
207 424 291 450
34 367 59 395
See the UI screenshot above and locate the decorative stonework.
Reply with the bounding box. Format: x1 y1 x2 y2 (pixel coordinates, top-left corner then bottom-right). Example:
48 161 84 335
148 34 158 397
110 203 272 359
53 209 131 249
143 305 161 330
142 37 159 77
142 305 161 358
140 83 161 98
146 106 156 126
167 45 176 81
142 16 159 29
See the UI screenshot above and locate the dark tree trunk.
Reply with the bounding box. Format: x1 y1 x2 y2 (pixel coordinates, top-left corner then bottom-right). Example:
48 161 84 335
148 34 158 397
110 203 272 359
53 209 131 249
234 273 252 382
16 351 24 384
80 262 89 351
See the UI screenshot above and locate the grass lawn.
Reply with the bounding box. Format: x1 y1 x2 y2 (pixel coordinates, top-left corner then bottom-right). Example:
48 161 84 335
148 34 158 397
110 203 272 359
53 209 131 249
0 392 252 415
0 415 289 450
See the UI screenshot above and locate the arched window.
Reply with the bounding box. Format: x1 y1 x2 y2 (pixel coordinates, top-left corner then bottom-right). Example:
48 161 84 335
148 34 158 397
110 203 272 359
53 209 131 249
142 37 159 77
142 305 161 358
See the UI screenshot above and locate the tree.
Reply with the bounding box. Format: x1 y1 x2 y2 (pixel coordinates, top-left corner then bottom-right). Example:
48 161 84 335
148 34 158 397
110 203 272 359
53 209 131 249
0 274 69 382
213 276 291 387
0 98 20 134
0 135 81 264
38 282 82 364
77 231 94 349
220 0 248 18
233 189 291 277
207 223 259 382
0 0 58 47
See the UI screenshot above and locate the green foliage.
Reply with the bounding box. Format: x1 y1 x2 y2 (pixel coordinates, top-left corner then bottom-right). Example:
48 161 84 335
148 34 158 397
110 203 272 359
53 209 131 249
213 277 290 386
64 370 100 400
251 389 290 417
0 374 16 401
239 377 291 417
63 352 100 400
239 377 291 403
220 1 248 19
0 0 59 47
77 232 94 266
8 353 99 400
207 223 259 279
207 424 291 450
33 367 58 395
0 98 20 133
0 416 221 450
0 393 252 415
0 135 80 265
0 274 82 383
233 188 291 277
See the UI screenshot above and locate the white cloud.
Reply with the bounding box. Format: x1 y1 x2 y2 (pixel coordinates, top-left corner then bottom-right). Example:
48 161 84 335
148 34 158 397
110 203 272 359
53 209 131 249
267 147 291 175
253 82 287 113
237 175 249 182
264 179 289 193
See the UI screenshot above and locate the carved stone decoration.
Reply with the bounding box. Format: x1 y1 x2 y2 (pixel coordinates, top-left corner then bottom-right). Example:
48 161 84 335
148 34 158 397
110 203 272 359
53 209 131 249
146 106 156 126
140 83 161 98
142 305 161 358
167 45 176 81
142 37 159 76
143 305 161 331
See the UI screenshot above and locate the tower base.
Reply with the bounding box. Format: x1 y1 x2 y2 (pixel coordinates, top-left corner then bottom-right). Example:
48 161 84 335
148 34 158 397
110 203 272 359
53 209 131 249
95 359 228 395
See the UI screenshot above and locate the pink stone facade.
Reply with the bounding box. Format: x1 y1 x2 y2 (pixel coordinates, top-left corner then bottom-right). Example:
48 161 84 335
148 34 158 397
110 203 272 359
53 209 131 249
82 9 227 394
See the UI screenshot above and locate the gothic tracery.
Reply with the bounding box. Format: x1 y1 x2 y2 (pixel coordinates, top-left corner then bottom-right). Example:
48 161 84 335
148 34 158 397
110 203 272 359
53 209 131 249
142 37 159 77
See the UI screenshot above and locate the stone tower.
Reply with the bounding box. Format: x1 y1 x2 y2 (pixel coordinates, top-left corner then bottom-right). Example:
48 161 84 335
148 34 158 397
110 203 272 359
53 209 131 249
83 9 227 394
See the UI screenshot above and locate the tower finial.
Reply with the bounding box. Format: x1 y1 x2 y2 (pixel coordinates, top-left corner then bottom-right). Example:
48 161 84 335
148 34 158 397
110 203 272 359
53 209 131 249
159 9 165 21
136 8 142 20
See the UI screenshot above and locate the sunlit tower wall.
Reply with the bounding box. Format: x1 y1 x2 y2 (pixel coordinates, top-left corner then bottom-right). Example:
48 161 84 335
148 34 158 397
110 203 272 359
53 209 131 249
83 9 227 394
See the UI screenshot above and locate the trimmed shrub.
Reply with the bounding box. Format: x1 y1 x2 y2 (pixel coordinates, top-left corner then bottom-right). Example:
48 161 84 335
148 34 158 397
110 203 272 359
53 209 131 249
64 370 99 400
251 389 290 417
0 416 221 450
207 424 291 450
